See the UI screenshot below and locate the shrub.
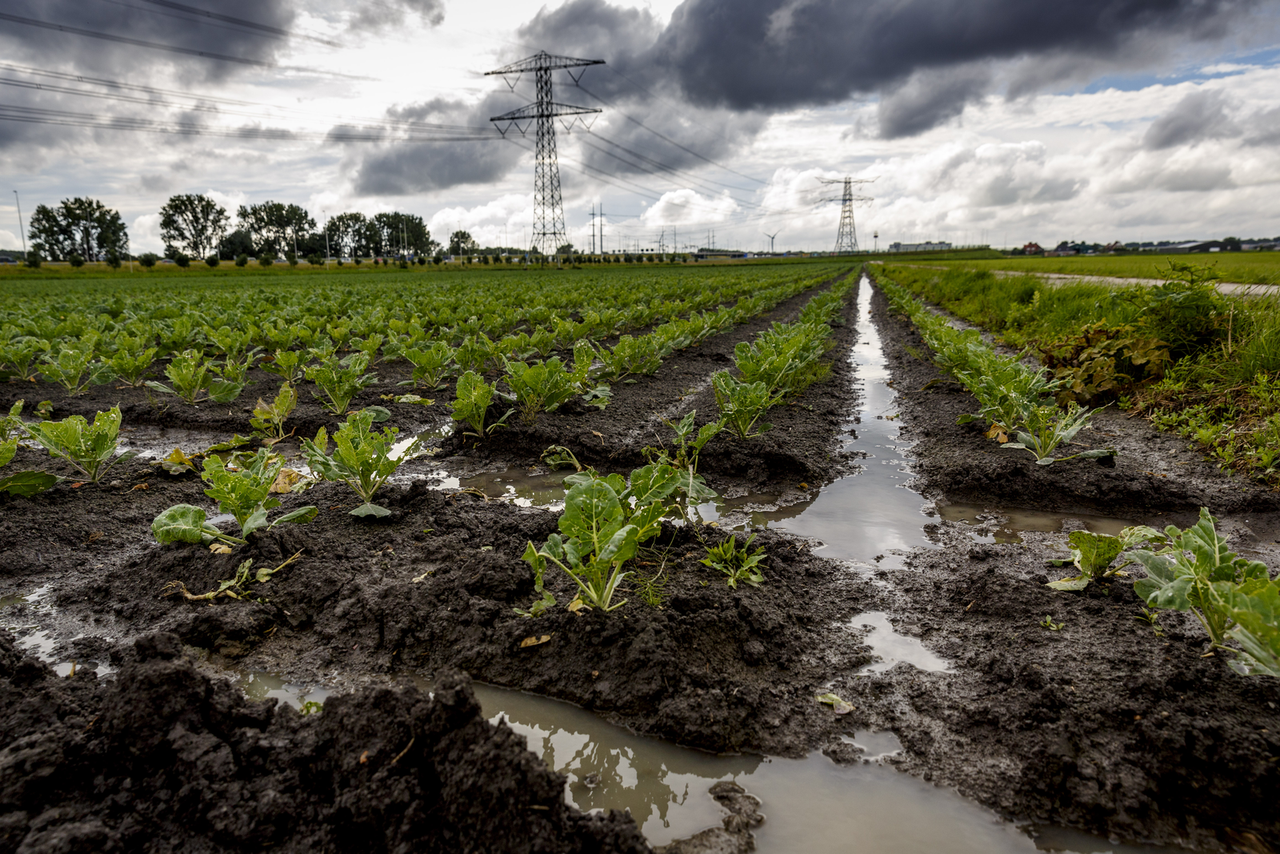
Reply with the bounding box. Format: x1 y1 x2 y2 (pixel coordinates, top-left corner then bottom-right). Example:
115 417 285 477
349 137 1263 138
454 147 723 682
206 255 220 267
235 254 248 267
259 254 275 268
174 253 190 268
68 254 85 268
139 253 158 268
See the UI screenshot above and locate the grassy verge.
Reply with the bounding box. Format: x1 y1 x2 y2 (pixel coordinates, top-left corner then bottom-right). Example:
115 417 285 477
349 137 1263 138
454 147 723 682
880 262 1280 486
924 252 1280 285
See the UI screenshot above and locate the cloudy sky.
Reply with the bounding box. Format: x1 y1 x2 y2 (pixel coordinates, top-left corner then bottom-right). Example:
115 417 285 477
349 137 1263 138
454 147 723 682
1 0 1279 254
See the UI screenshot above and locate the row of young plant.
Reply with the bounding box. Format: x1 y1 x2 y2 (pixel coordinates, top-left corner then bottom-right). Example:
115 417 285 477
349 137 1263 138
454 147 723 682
445 270 852 435
879 261 1280 484
2 269 846 422
877 273 1114 465
1 394 766 612
1 266 844 380
711 276 857 438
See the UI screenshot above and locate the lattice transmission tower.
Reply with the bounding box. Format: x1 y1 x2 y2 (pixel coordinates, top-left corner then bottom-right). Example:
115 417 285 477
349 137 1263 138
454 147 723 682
817 177 874 254
487 52 604 257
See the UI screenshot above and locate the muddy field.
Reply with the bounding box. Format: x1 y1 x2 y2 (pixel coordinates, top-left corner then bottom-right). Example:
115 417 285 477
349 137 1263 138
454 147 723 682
3 270 1279 853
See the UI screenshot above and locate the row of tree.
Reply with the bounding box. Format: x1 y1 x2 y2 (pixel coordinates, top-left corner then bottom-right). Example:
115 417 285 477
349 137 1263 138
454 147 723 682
26 194 469 263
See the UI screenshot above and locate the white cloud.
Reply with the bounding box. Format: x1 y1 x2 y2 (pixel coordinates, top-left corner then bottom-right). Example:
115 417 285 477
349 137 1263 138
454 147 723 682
130 213 163 254
0 229 18 250
640 189 738 226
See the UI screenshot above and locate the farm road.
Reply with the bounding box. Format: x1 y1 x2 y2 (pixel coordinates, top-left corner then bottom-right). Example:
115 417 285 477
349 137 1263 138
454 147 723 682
885 262 1274 295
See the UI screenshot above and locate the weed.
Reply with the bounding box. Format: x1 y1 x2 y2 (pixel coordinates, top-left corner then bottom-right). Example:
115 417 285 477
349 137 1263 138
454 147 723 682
701 533 766 589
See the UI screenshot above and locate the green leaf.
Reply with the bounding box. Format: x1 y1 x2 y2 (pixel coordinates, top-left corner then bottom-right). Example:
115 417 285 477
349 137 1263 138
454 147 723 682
1047 575 1090 591
272 506 319 526
0 438 15 469
560 479 625 556
351 502 391 517
241 508 270 538
152 504 211 544
0 470 59 497
1223 581 1280 677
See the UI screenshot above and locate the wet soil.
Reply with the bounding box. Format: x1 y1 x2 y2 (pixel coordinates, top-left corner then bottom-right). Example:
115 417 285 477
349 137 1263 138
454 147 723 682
826 275 1280 850
0 630 649 853
4 269 1280 851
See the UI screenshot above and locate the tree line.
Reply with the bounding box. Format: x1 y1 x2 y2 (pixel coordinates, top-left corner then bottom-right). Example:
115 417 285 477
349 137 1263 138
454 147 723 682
21 194 465 264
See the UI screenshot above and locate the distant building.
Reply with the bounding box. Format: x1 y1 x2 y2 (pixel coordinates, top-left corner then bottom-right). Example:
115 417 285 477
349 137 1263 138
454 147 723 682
887 241 952 252
1022 242 1044 255
1163 240 1239 254
1103 242 1126 253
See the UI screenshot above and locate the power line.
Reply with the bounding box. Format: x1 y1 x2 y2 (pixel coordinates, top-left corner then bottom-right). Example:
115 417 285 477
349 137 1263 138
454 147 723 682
0 102 496 142
577 82 765 185
130 0 341 47
88 0 341 48
0 63 491 134
0 12 363 78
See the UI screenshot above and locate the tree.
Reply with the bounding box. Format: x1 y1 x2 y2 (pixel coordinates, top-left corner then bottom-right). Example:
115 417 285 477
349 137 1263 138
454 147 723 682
325 212 376 258
218 229 255 260
236 201 315 257
448 230 477 256
159 194 228 259
28 197 128 261
369 212 438 257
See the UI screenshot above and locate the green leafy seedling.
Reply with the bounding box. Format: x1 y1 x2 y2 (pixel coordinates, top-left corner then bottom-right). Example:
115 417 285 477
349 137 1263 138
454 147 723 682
1047 525 1162 591
713 372 775 439
261 349 307 385
301 408 425 517
1130 507 1276 675
23 406 137 484
146 349 213 404
1001 402 1116 466
250 382 298 443
450 370 510 439
402 342 454 390
701 532 766 589
1039 615 1065 631
40 344 113 396
106 335 157 387
152 449 317 546
306 352 378 416
504 357 578 425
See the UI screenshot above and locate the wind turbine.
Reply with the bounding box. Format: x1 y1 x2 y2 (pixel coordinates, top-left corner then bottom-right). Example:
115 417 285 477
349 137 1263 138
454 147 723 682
763 230 780 253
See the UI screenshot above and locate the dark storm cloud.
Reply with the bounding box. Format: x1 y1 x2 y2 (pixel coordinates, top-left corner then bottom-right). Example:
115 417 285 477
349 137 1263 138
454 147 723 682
876 66 991 139
1143 90 1240 149
343 94 524 194
508 0 1262 140
0 0 297 82
347 0 445 33
511 0 663 101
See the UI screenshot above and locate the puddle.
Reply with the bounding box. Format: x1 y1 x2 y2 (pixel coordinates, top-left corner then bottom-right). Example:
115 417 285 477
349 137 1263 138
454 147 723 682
938 504 1139 544
704 277 935 567
852 612 953 674
211 666 1179 854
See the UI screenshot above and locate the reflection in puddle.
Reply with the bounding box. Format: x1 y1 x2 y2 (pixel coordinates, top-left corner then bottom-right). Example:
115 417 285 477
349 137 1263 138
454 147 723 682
709 277 935 567
218 669 1174 854
851 612 953 674
236 668 332 707
939 504 1138 544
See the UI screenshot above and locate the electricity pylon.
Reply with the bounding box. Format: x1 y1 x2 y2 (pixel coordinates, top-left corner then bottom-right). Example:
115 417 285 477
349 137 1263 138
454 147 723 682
817 177 874 254
487 52 604 258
